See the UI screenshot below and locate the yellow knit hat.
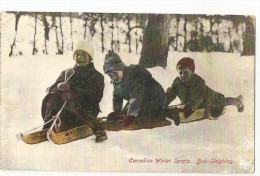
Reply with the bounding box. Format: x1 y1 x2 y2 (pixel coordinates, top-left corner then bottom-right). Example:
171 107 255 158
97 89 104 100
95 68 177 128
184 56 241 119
74 41 94 60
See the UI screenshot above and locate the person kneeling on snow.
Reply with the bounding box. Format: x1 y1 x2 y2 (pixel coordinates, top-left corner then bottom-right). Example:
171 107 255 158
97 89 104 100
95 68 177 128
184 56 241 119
103 50 180 127
41 41 107 143
165 57 244 120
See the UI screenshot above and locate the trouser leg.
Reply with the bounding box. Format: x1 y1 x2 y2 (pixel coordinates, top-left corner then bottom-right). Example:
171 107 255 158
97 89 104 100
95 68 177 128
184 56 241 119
67 103 107 142
225 95 244 112
42 95 61 130
225 97 239 106
81 113 107 142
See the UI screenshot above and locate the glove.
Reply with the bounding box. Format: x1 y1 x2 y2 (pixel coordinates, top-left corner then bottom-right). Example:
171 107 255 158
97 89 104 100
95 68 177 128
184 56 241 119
62 90 75 101
122 115 135 127
57 82 70 91
183 105 194 118
107 110 123 121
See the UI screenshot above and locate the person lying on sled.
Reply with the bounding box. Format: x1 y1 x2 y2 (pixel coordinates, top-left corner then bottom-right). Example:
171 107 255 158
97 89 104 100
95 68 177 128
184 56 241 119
103 50 180 127
41 41 107 143
165 57 244 120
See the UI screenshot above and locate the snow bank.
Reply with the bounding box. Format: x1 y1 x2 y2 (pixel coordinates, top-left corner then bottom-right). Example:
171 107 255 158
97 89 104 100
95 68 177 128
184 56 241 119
0 51 254 173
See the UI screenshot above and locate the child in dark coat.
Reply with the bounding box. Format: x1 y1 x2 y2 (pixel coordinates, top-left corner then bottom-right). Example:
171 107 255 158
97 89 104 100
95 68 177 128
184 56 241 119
42 41 107 143
166 57 244 119
103 51 180 126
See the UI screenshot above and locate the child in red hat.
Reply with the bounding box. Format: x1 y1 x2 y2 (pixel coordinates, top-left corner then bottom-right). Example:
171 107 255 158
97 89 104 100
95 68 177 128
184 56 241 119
165 57 244 120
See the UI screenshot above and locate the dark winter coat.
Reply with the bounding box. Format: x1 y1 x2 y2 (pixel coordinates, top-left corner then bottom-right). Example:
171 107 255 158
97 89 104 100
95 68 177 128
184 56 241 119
112 65 165 118
48 62 104 117
166 74 226 117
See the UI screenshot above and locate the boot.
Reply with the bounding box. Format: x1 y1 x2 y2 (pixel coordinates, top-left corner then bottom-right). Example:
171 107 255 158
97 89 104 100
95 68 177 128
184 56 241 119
95 130 107 143
164 108 180 126
237 95 244 112
78 112 108 143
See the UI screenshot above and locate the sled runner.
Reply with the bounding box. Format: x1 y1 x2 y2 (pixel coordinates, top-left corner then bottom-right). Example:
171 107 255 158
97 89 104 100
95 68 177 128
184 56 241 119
19 123 94 145
20 129 48 144
47 125 94 145
99 117 172 131
168 105 227 123
19 105 226 144
20 117 171 144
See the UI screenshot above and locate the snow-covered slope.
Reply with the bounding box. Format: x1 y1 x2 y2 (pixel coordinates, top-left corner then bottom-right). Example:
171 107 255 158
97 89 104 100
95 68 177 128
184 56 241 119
1 51 254 173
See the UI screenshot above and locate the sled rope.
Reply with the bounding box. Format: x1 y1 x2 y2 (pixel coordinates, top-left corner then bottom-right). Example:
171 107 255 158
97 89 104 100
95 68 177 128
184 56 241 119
47 69 74 143
65 68 74 83
20 118 54 135
18 68 75 141
49 68 74 131
16 117 54 141
47 101 67 143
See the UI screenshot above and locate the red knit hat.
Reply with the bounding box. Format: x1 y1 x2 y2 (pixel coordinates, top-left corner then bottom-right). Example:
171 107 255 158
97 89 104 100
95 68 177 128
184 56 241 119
176 57 195 73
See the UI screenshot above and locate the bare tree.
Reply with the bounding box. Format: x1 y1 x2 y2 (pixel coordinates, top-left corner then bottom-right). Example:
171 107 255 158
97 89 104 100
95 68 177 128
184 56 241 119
81 13 91 40
109 14 115 51
51 14 60 54
100 14 105 52
116 14 120 52
214 16 224 52
126 15 132 53
139 14 171 68
89 14 99 37
242 16 255 55
41 13 51 55
9 12 22 57
135 18 138 54
123 14 144 53
228 26 234 52
51 13 63 54
70 13 74 51
183 15 188 52
174 14 181 51
32 12 38 55
59 13 64 54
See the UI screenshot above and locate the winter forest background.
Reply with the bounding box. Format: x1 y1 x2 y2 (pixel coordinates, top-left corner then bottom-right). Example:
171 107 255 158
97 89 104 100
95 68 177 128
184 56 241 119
0 10 255 174
4 11 255 67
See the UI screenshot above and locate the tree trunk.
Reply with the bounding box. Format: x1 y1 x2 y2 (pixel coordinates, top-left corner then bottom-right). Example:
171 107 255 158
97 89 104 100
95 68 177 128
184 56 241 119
208 16 215 52
42 14 49 55
183 15 188 52
59 13 64 54
242 16 255 55
52 15 61 54
55 25 60 53
215 17 223 52
32 13 38 55
135 27 138 54
126 16 131 53
110 14 114 51
175 15 180 51
228 27 234 52
83 18 88 40
139 14 171 68
70 13 73 51
116 16 120 52
100 14 105 53
135 15 138 54
9 12 21 57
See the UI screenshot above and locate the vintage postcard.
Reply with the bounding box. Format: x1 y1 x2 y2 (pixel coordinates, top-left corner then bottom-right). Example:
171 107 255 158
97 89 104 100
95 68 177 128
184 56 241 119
0 2 256 175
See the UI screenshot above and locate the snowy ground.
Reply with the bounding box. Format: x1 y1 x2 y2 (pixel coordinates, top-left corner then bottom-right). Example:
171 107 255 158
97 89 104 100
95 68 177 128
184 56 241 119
1 48 254 173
